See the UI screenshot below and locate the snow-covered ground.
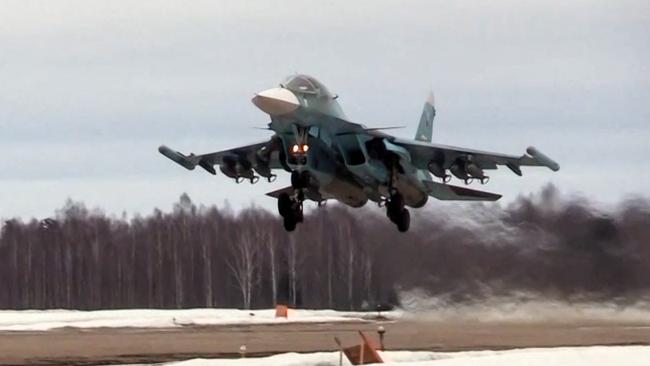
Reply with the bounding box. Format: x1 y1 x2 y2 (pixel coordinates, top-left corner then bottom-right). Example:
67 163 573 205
0 308 396 331
132 346 650 366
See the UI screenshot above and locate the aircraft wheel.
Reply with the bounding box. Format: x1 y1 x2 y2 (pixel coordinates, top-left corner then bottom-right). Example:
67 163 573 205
396 209 410 232
387 206 398 222
283 215 297 232
278 193 292 217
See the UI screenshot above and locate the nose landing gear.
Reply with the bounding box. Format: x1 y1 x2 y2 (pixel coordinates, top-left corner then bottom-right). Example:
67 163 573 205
278 170 311 232
290 170 310 190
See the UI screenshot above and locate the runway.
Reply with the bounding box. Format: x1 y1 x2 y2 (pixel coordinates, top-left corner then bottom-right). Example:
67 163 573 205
2 319 650 365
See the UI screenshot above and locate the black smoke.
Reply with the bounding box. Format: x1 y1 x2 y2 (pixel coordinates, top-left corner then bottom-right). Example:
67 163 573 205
374 184 650 304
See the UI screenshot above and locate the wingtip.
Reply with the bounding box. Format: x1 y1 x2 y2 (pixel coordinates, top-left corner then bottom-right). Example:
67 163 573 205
526 146 560 172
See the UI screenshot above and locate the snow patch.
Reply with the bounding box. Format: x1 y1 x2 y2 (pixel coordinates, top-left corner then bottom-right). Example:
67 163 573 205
132 347 650 365
406 346 650 366
0 308 400 331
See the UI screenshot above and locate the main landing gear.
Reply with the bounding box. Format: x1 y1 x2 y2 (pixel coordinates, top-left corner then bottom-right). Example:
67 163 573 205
385 189 410 232
277 171 309 232
278 192 303 231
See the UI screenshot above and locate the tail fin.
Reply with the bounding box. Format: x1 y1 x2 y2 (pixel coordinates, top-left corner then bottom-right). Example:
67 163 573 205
415 91 435 142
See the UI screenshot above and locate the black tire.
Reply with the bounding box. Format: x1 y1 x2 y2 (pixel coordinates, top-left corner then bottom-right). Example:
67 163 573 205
283 215 297 232
278 193 292 217
387 206 399 223
397 209 410 232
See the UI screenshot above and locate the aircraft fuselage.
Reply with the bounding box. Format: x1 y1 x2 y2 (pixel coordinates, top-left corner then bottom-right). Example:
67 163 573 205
253 76 428 208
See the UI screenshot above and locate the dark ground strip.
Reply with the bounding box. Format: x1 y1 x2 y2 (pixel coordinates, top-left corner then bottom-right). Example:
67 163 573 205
2 320 650 365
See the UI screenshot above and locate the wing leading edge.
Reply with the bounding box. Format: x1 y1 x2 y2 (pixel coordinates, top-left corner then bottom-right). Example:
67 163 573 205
393 138 560 175
158 138 284 183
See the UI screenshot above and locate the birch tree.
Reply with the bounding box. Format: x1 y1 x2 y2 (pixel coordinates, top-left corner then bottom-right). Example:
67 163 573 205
226 210 263 309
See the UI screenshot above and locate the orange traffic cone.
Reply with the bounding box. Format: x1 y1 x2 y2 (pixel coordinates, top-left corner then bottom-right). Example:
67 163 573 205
275 304 289 318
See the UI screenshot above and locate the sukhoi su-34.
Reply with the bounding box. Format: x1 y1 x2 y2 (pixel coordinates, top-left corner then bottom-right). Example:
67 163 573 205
160 74 559 232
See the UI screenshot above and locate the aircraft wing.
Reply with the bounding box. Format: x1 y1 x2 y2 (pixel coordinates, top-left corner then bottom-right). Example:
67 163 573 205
158 137 285 179
392 138 560 175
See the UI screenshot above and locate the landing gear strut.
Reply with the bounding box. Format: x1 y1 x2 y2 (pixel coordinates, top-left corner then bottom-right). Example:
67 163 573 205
384 159 410 232
386 190 410 232
290 170 310 190
279 170 310 232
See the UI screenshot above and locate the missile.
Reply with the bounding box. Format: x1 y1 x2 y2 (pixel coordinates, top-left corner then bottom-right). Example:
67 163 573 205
158 145 197 170
220 155 239 178
527 146 560 171
465 162 485 179
220 155 258 183
450 162 469 180
465 162 490 184
427 162 446 178
253 156 276 181
427 161 451 182
219 164 238 179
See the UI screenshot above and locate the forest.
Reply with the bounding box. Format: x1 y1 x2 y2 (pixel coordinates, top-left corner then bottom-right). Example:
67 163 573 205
1 184 649 310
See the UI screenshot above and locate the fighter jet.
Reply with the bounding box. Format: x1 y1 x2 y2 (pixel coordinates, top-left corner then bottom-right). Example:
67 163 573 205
159 74 559 232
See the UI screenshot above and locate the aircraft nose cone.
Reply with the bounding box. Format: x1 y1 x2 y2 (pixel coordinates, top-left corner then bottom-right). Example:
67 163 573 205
252 88 300 115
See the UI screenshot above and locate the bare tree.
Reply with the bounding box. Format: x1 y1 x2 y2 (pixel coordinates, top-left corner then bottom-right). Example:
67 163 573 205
264 222 280 305
2 188 650 310
226 210 263 309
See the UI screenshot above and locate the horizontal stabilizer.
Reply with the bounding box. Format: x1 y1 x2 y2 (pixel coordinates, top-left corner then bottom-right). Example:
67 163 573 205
266 186 326 203
363 126 406 131
335 126 405 136
423 180 502 201
265 186 295 199
158 145 198 170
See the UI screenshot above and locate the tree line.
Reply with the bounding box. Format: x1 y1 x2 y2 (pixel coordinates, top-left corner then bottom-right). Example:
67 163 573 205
1 185 649 310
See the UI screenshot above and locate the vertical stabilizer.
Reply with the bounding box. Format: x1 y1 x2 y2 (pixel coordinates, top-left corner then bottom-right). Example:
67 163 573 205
415 91 435 142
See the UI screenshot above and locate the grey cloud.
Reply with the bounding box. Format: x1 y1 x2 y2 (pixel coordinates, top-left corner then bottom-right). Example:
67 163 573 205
0 0 648 218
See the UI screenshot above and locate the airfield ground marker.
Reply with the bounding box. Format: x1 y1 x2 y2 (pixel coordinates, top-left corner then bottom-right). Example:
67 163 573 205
334 330 384 365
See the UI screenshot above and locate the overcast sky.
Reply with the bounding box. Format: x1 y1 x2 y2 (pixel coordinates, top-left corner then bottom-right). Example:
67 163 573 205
1 0 649 219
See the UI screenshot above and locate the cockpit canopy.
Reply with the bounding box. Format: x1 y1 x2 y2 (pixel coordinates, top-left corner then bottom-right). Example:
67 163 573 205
282 74 333 97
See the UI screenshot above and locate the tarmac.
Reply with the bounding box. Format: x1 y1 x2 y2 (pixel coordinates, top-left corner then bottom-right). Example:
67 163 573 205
2 318 650 365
